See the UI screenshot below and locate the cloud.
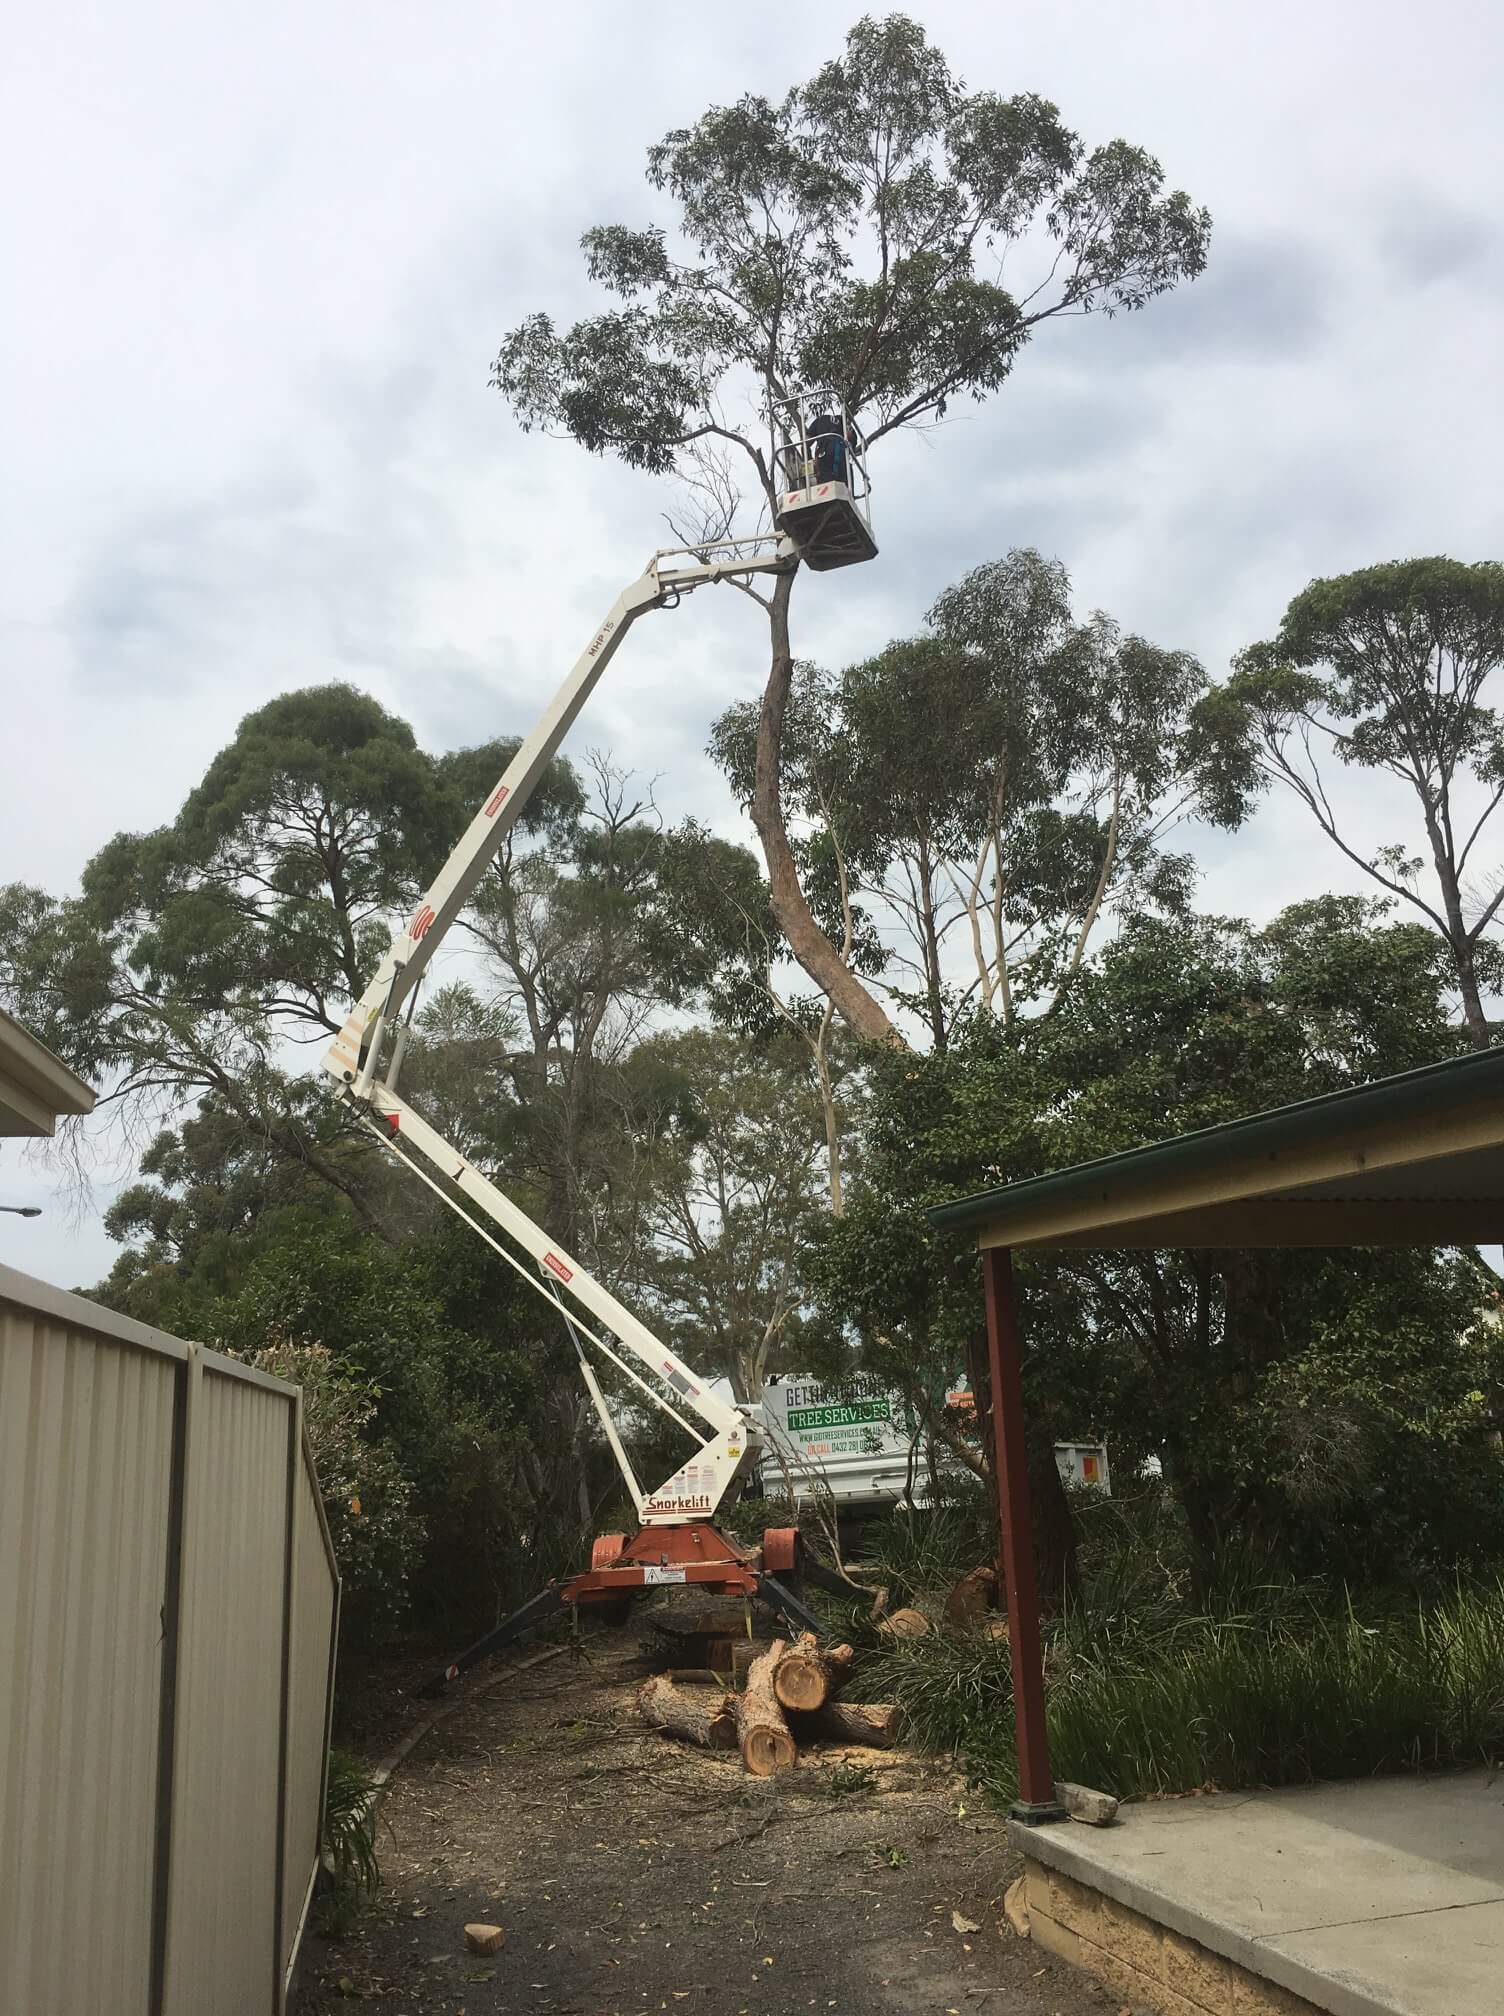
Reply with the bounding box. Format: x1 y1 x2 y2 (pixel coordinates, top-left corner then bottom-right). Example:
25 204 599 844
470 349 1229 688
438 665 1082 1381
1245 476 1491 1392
5 0 1504 1289
1101 231 1334 366
1374 188 1497 288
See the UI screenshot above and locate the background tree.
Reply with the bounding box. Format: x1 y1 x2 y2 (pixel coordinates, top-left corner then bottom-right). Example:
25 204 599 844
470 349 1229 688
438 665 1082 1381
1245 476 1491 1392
493 12 1210 1039
617 1027 834 1399
1188 557 1504 1048
710 548 1209 1050
811 895 1499 1593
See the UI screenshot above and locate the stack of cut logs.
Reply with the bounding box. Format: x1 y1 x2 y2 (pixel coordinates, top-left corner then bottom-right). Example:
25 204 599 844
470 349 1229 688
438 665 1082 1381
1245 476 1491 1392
636 1632 899 1776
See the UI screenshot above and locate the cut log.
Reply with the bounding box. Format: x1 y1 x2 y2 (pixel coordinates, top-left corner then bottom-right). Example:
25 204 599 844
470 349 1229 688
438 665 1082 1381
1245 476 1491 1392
734 1639 797 1776
731 1639 772 1688
790 1699 900 1749
648 1603 750 1638
1056 1780 1119 1826
876 1605 931 1639
635 1674 738 1751
772 1631 856 1712
943 1564 999 1628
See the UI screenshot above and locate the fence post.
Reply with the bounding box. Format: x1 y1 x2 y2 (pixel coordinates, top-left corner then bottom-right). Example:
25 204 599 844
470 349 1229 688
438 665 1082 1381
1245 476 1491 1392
148 1344 200 2016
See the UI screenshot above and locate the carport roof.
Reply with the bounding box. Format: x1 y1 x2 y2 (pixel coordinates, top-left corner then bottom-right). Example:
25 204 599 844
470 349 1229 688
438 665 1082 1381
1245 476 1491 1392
0 1007 96 1138
927 1046 1504 1251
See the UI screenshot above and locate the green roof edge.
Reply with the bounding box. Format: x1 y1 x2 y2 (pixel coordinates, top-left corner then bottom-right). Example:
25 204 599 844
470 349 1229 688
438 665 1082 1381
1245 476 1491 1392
926 1045 1504 1238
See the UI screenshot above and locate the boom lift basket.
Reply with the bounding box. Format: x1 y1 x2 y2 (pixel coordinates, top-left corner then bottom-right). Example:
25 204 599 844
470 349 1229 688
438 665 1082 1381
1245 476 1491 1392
772 390 878 572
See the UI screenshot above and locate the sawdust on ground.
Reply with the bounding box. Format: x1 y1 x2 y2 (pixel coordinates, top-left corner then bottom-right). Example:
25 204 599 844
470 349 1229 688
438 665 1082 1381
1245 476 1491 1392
295 1623 1115 2016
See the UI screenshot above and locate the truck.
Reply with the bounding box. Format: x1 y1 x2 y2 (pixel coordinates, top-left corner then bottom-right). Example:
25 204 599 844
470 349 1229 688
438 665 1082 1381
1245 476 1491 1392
753 1373 1111 1512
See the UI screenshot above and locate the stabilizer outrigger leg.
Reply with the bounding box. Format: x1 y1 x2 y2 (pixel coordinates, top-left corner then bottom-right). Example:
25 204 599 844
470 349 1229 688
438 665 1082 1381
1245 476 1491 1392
422 1582 568 1695
425 1521 844 1693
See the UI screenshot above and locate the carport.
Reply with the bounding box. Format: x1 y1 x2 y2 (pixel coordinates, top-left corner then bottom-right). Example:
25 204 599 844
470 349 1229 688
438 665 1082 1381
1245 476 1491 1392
927 1047 1504 2015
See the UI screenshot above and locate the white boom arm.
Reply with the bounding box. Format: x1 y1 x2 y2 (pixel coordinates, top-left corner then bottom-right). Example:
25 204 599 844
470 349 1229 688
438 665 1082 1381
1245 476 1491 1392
323 535 796 1524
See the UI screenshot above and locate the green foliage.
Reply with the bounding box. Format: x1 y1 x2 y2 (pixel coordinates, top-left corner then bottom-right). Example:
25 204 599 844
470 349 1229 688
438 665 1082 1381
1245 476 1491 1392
1046 1582 1504 1803
319 1747 381 1931
868 1497 1504 1805
709 549 1211 1046
494 15 1209 474
619 1026 834 1396
812 899 1499 1588
248 1340 423 1638
1187 557 1504 1045
860 1485 997 1610
824 1759 879 1796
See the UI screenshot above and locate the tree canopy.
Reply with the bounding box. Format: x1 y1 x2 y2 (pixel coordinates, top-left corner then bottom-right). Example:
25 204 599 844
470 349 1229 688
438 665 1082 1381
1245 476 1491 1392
1188 557 1504 1048
710 548 1211 1047
492 14 1210 1037
496 13 1209 484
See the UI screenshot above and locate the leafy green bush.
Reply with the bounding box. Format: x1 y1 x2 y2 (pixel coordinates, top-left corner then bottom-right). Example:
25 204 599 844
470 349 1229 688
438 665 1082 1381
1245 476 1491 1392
873 1577 1504 1806
859 1480 996 1610
248 1339 423 1640
317 1747 380 1934
1049 1581 1504 1801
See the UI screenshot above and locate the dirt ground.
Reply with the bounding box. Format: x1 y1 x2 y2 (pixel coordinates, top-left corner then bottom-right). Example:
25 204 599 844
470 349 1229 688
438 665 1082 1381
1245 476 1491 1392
296 1622 1115 2016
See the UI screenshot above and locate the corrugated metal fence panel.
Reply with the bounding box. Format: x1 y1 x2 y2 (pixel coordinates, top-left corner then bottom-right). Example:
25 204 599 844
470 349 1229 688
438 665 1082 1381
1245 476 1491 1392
0 1267 340 2016
0 1294 179 2016
281 1438 337 1978
162 1363 293 2016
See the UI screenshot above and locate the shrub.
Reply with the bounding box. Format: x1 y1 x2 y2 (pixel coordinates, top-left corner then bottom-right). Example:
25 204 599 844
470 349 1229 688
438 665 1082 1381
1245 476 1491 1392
247 1338 424 1642
318 1747 380 1935
873 1577 1504 1806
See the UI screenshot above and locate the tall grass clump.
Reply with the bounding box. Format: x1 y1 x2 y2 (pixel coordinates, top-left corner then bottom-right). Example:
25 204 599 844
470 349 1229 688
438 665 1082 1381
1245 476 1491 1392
869 1569 1504 1807
1051 1578 1504 1800
317 1747 381 1934
860 1478 997 1610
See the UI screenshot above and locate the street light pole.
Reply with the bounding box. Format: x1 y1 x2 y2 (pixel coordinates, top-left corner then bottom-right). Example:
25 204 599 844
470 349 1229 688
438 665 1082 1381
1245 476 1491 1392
0 1205 42 1217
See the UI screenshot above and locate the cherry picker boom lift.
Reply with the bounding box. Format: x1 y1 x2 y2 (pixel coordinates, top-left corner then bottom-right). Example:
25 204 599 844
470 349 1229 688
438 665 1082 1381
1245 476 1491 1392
322 398 875 1684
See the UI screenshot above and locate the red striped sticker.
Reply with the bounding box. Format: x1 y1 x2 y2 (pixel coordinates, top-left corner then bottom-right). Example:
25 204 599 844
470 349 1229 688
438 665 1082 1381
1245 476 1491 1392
409 904 436 941
543 1251 573 1283
484 783 510 817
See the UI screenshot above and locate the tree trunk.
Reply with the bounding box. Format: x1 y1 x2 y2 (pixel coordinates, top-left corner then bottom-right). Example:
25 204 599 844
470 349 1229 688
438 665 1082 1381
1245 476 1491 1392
772 1632 855 1712
1027 1429 1080 1614
915 832 947 1051
636 1674 738 1750
1454 932 1491 1049
752 573 899 1045
1424 811 1490 1049
790 1700 901 1749
734 1639 798 1775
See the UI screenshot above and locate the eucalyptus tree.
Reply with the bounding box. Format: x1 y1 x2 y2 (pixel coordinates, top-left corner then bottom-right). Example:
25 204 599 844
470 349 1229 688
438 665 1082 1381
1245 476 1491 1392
1188 557 1504 1048
710 548 1209 1049
494 12 1210 1042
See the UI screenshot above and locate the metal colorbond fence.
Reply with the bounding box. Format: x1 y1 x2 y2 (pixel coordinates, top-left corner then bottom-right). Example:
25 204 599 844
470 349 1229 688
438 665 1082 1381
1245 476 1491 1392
0 1262 340 2016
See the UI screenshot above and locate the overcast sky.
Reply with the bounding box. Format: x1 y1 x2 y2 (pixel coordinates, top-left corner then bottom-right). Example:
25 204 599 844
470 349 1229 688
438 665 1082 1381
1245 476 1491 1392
4 0 1503 1288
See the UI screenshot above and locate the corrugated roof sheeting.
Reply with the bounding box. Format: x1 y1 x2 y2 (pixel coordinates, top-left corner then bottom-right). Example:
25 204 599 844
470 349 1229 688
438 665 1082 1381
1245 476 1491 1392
0 1298 178 2016
0 1266 340 2016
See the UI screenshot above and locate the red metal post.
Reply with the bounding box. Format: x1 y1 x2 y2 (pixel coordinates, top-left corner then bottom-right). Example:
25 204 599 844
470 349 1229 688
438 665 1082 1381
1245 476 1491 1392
982 1245 1063 1822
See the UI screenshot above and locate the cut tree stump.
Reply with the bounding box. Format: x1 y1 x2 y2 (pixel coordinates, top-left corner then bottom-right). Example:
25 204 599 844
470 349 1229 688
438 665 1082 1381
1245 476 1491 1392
943 1564 999 1628
876 1606 931 1639
790 1700 900 1749
464 1924 506 1955
635 1674 738 1751
735 1639 797 1776
772 1631 855 1712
